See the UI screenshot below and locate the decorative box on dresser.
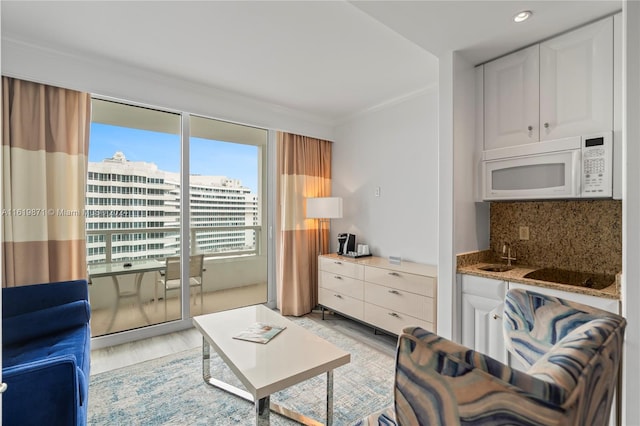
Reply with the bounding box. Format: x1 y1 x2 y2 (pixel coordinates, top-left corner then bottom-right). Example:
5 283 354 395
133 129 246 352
318 253 437 335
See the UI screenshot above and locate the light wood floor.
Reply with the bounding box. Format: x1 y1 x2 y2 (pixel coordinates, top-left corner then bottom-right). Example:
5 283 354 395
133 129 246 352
90 309 397 376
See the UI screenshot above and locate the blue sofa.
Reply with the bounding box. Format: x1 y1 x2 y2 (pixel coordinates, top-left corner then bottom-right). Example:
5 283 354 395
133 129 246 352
2 279 91 426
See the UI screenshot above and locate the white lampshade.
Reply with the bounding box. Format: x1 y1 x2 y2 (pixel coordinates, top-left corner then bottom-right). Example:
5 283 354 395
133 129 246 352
306 197 343 219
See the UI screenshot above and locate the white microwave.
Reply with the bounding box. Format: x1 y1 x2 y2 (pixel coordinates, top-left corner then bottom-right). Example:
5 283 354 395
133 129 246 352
482 132 612 201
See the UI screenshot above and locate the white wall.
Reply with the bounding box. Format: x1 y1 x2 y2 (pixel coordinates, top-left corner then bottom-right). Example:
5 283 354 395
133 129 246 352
438 52 455 339
1 39 334 142
453 57 490 255
331 88 438 265
437 52 492 342
438 51 491 341
622 2 640 423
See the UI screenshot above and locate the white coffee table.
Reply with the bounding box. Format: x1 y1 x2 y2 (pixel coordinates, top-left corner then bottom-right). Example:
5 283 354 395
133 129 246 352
192 305 351 425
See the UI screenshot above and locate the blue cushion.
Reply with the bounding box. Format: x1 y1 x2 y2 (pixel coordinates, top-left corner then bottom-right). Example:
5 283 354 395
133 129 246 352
2 280 88 317
3 325 90 374
3 300 90 346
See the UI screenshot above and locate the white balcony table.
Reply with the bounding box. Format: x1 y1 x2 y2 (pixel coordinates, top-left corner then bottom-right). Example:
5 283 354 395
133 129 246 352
88 259 165 332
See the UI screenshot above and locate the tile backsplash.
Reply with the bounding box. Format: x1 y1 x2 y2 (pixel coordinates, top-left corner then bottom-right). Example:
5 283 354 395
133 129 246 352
490 200 622 275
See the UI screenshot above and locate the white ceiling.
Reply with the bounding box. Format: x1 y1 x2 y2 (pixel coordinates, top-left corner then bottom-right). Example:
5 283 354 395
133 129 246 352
1 1 622 124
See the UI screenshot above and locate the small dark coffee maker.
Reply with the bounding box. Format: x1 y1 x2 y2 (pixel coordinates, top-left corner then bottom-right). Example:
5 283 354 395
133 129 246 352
337 233 356 255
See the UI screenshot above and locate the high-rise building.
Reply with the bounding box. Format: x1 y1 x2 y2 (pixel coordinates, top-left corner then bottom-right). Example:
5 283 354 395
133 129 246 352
85 152 258 263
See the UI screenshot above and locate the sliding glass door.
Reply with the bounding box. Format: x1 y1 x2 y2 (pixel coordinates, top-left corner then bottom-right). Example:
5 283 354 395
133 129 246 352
189 116 268 317
87 99 267 337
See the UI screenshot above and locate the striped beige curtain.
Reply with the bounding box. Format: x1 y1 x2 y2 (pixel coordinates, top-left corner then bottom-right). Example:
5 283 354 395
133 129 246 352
2 77 90 287
276 131 332 316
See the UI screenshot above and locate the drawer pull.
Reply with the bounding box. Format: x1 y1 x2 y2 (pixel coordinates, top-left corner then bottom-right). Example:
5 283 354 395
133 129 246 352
388 290 400 295
334 261 342 265
388 312 400 318
388 272 401 277
334 294 343 299
334 275 343 280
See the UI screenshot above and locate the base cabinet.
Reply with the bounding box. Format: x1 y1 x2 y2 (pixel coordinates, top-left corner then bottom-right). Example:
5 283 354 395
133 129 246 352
460 275 508 364
458 274 620 370
319 254 437 335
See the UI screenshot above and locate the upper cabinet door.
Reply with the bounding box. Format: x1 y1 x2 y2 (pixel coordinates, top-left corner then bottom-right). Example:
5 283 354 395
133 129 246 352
484 44 540 150
539 18 613 141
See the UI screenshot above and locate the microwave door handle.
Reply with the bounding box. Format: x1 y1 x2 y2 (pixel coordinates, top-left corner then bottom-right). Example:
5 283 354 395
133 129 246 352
573 150 582 196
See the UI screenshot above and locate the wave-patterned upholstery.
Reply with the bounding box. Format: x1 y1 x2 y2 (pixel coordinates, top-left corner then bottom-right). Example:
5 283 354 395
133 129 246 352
388 289 626 426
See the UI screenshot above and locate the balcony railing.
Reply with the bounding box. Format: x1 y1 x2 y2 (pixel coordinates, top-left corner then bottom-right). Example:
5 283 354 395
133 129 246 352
86 225 262 264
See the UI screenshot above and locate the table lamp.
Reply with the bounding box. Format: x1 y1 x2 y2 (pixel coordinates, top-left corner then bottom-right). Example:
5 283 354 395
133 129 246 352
306 197 343 254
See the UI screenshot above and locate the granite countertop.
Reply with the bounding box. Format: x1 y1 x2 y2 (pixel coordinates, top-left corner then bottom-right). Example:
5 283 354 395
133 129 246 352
457 251 620 300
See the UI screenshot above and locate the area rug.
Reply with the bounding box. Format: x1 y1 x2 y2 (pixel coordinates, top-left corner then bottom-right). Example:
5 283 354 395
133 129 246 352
88 317 395 425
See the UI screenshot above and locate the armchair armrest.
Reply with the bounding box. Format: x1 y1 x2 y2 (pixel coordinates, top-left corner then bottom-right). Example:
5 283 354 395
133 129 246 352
2 279 88 318
2 355 83 426
3 300 91 346
395 327 568 426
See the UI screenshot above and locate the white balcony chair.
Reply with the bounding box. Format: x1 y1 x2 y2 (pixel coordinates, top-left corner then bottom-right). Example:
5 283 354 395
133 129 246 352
158 255 204 316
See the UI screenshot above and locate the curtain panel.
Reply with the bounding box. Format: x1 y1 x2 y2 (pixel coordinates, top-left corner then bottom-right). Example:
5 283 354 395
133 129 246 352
276 131 332 316
2 77 91 287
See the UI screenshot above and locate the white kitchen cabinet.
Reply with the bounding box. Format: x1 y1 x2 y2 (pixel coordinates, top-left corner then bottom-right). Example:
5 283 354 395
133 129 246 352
539 18 613 141
319 254 437 335
459 274 508 364
483 17 614 151
484 44 540 150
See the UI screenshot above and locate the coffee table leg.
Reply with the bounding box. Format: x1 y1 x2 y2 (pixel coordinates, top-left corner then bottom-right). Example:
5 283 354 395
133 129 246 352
326 370 334 426
256 396 270 425
201 337 331 425
202 338 253 400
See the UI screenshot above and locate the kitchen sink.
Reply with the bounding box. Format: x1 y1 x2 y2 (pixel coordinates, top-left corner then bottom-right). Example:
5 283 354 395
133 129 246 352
523 268 614 290
479 264 514 273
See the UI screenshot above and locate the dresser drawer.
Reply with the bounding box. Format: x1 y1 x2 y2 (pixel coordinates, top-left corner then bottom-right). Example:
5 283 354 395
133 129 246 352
319 288 364 320
319 256 364 280
364 302 434 335
319 271 363 300
364 282 434 322
365 266 435 297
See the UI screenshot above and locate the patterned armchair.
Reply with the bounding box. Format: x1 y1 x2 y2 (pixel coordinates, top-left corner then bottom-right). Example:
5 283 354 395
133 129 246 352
359 288 626 426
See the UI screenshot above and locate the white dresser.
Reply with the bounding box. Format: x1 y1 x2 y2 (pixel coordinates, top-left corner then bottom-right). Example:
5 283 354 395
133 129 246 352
318 254 437 335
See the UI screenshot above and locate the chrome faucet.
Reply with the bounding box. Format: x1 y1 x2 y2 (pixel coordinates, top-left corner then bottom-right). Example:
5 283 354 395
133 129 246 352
502 242 516 266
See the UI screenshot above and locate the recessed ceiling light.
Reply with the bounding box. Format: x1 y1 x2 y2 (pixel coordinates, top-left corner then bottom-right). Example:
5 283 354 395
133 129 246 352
514 10 532 23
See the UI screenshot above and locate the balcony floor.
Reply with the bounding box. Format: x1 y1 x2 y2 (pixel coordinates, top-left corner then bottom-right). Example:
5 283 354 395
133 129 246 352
90 283 267 337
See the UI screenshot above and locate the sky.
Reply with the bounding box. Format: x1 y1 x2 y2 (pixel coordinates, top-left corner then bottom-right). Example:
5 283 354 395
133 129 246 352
89 123 259 193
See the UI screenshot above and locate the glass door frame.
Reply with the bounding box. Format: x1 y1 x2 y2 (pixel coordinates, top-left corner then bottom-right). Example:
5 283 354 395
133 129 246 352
90 98 274 350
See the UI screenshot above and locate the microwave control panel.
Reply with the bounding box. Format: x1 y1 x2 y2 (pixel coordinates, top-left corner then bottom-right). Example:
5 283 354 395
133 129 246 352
582 134 612 197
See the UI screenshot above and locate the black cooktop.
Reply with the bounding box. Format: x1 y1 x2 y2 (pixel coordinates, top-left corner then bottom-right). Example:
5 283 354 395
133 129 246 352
524 268 615 290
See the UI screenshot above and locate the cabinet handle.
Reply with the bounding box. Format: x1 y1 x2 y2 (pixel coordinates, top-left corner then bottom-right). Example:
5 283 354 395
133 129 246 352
334 294 343 299
388 289 400 295
334 275 342 280
388 272 401 277
544 122 550 129
388 312 400 318
334 261 342 265
492 314 500 320
0 383 7 394
527 125 533 131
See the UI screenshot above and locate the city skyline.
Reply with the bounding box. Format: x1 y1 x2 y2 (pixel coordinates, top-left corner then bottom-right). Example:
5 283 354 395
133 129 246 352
89 123 259 193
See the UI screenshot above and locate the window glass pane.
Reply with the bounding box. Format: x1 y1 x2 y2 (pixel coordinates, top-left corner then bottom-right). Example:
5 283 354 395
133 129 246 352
87 99 181 336
189 116 267 317
492 163 565 190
